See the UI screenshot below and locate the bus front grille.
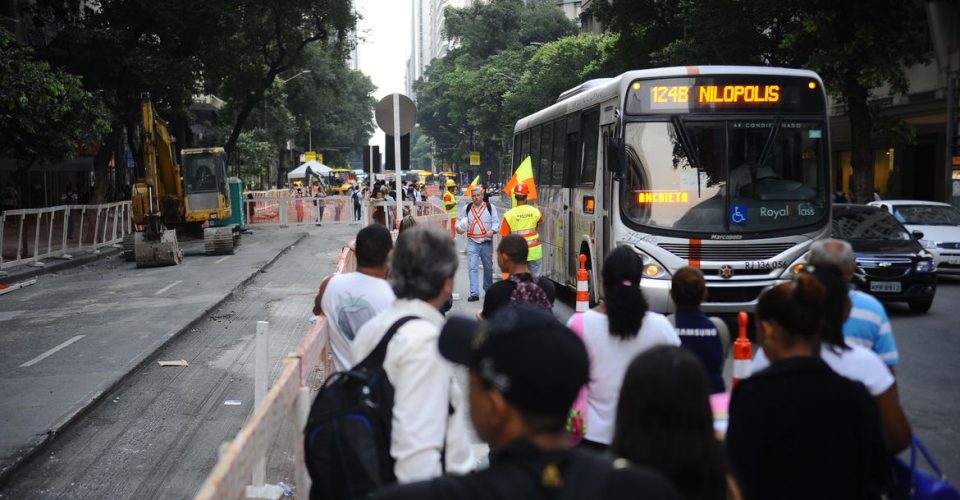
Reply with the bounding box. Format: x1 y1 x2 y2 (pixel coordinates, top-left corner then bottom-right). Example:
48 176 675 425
659 242 795 261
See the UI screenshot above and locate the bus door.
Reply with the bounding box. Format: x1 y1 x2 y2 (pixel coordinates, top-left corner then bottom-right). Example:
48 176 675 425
569 108 601 286
564 113 581 287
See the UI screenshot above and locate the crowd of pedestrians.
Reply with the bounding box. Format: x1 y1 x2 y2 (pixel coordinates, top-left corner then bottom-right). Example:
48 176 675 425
305 184 918 499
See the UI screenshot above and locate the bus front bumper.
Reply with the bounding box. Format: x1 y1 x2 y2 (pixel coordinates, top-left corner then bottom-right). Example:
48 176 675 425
641 277 789 315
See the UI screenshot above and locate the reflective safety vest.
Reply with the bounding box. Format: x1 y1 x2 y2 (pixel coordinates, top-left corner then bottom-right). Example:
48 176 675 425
443 191 457 219
502 204 542 261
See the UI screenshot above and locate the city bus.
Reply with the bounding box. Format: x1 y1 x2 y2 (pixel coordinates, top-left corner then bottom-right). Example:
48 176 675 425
512 66 831 313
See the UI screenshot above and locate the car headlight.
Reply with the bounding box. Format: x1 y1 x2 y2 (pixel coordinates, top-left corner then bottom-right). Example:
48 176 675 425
916 259 936 273
919 239 941 249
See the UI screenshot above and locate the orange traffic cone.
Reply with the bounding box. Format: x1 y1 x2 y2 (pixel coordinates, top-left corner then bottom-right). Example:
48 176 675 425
576 254 589 313
732 311 753 389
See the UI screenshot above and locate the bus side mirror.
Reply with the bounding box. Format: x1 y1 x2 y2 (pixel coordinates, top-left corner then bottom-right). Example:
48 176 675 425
607 137 624 177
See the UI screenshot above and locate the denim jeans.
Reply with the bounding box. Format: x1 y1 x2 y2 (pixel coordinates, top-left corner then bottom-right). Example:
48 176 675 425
527 258 542 277
467 239 493 297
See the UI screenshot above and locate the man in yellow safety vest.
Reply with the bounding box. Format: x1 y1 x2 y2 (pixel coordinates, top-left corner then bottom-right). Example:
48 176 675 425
443 179 458 238
499 183 543 276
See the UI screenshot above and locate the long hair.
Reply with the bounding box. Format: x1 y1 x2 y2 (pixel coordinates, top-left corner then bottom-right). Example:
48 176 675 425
610 346 727 500
601 246 649 339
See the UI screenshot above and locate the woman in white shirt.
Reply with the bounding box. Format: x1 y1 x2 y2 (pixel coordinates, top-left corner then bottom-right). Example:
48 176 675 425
569 246 680 450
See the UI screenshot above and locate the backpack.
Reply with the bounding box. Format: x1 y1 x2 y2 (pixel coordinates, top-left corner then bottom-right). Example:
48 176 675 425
508 274 551 309
304 316 417 500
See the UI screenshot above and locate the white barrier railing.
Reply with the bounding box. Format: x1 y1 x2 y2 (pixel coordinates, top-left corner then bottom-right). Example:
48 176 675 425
244 195 355 227
195 243 355 499
1 201 132 271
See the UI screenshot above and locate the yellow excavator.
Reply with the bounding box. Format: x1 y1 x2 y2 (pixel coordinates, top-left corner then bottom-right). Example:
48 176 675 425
126 95 238 267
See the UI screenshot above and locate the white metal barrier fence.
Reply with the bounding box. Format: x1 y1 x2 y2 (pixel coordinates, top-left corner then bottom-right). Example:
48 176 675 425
1 201 132 271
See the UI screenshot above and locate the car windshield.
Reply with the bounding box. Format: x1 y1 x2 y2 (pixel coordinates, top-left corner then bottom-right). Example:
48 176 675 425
892 205 960 226
620 120 828 234
833 210 912 241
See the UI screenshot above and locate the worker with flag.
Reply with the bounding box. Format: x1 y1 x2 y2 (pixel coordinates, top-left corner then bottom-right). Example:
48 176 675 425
443 179 458 238
500 182 543 276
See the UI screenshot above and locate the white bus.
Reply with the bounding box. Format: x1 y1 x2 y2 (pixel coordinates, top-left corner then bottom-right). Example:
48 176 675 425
513 66 831 313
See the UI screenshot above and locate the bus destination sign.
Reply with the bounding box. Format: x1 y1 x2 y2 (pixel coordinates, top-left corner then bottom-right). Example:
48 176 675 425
626 76 823 114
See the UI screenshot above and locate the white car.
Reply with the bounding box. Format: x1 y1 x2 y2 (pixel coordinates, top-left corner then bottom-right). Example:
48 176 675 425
868 200 960 275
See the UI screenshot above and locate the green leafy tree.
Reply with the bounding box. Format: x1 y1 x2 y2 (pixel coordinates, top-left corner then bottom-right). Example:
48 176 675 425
416 0 578 178
200 0 357 160
0 29 110 198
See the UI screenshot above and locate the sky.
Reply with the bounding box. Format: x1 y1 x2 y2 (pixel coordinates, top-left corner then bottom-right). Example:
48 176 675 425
355 0 414 147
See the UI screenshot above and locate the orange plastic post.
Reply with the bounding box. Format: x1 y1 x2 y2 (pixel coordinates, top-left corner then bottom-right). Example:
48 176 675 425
732 311 753 389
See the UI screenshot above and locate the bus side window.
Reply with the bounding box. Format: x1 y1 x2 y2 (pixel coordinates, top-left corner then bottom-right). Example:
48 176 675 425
552 119 565 186
579 108 600 186
539 122 553 185
521 130 531 166
513 134 521 168
531 126 541 181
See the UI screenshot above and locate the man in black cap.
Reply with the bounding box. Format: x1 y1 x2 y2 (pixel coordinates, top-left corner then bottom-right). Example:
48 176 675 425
373 306 678 500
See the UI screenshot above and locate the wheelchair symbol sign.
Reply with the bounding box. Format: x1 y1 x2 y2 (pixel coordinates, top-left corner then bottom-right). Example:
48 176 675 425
730 205 748 225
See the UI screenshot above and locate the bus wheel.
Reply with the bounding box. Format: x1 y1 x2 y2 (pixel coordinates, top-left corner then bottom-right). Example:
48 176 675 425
579 242 597 306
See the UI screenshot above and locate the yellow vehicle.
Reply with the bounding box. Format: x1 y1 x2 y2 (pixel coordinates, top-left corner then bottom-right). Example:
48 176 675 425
325 168 354 194
128 96 237 267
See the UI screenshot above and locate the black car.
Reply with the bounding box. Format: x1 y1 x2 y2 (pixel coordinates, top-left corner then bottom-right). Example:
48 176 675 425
831 204 937 313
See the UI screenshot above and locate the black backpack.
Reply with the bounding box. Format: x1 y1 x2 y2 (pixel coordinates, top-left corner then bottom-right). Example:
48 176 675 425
304 316 417 500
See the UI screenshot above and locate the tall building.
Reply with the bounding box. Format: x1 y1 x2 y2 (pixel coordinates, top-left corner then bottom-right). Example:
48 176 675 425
407 0 472 98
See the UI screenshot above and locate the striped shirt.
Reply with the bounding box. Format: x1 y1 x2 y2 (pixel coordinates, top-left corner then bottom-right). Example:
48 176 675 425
844 290 898 367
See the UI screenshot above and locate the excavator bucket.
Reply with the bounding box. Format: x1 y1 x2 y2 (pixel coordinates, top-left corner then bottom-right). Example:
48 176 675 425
134 229 183 267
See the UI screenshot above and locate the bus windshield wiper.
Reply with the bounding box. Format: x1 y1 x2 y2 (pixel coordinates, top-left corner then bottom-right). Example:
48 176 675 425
757 117 781 169
671 116 703 198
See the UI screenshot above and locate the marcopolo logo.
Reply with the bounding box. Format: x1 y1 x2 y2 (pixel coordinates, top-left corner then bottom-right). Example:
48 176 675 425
760 206 790 220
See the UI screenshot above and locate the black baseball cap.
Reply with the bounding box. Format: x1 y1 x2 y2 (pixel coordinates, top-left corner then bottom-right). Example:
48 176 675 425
439 306 589 415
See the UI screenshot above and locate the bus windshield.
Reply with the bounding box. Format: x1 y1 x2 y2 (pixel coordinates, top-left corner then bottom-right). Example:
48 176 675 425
620 119 828 235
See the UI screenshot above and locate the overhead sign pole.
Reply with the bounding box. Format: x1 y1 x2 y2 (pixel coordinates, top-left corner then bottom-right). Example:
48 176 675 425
374 92 417 230
393 94 402 228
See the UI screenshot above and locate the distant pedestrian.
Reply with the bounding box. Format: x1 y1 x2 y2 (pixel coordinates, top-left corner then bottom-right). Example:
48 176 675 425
294 187 305 222
314 186 326 225
809 239 899 370
314 224 395 372
457 186 499 302
667 266 729 394
61 184 79 239
352 187 363 221
570 246 680 451
374 306 680 500
727 274 893 499
479 234 554 319
352 227 474 483
612 345 740 500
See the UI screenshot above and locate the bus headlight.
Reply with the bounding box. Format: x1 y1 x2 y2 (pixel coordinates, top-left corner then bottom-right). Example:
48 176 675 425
643 263 668 279
780 258 808 279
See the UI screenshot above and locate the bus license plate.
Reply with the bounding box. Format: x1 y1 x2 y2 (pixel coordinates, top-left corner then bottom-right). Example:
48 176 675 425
870 281 901 293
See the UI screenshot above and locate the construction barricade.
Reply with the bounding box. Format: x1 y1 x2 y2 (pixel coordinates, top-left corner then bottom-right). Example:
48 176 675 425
195 243 356 499
243 190 356 227
0 201 132 272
